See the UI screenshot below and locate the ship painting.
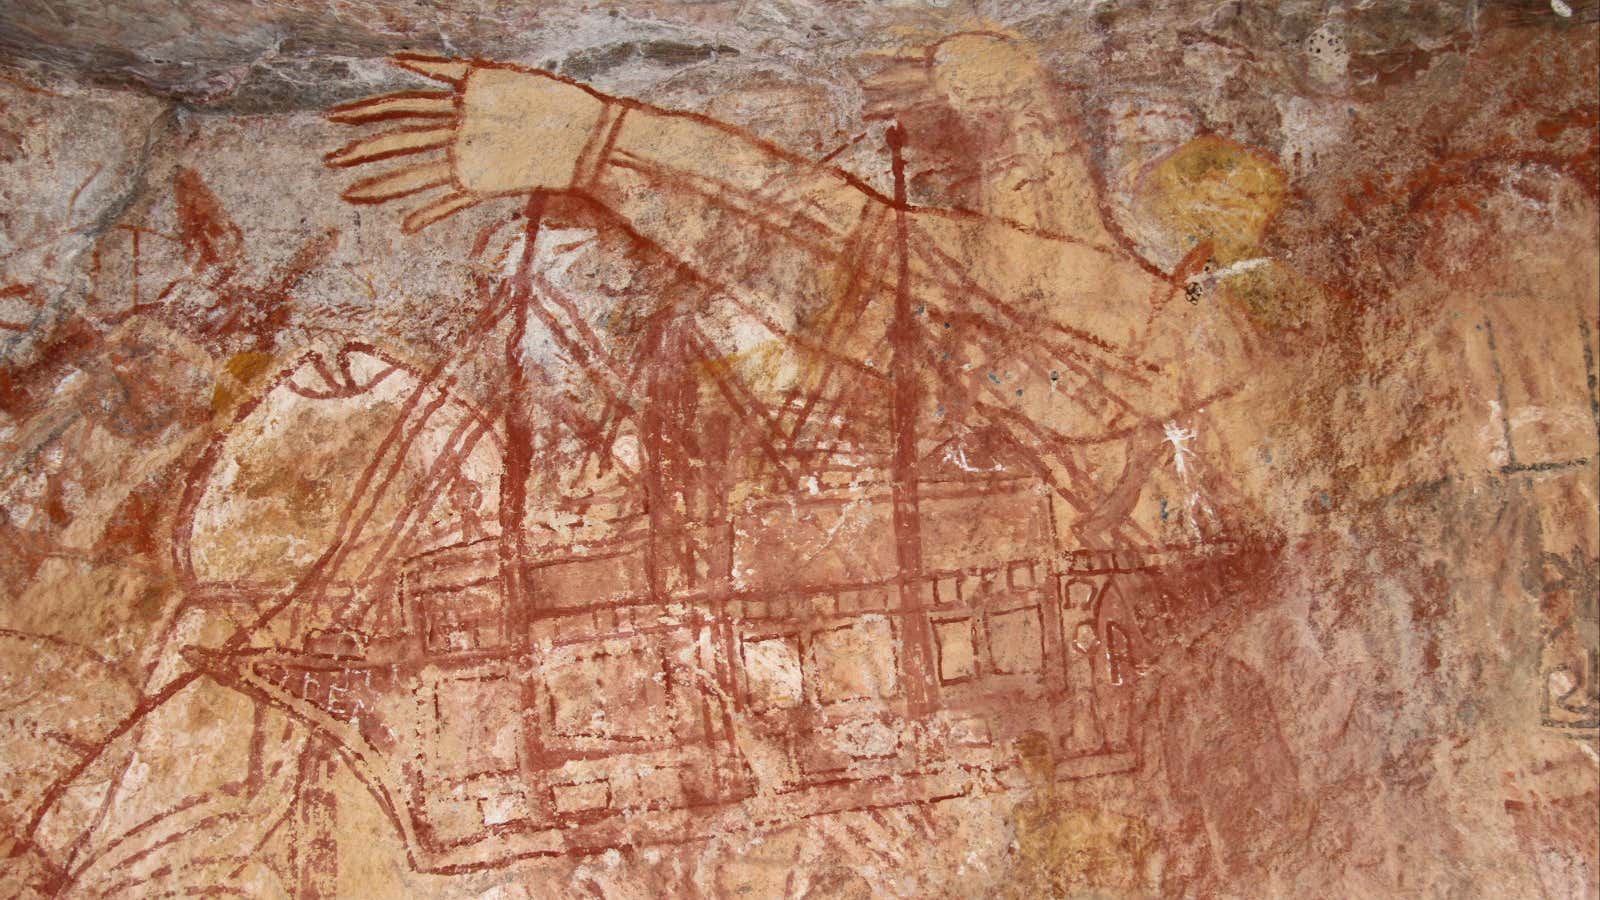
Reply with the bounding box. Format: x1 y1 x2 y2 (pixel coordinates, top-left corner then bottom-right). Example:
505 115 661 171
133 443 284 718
176 52 1270 876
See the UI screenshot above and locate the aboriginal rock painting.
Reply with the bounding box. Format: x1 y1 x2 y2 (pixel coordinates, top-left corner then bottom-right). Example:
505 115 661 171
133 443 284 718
0 5 1597 898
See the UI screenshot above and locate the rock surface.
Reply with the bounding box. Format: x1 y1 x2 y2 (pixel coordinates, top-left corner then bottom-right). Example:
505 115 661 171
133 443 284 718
0 1 1596 897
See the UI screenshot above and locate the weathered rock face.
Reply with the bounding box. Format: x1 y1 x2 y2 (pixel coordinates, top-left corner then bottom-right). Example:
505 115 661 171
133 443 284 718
0 2 1596 897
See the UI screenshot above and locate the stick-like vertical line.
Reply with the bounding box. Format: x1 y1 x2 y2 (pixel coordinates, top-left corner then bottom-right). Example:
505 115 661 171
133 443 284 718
887 124 936 714
1580 318 1600 555
1483 319 1519 471
1579 316 1599 462
501 193 547 645
130 227 140 311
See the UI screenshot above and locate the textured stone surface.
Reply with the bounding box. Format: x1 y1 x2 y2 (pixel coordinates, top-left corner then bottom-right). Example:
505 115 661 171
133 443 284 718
0 1 1596 897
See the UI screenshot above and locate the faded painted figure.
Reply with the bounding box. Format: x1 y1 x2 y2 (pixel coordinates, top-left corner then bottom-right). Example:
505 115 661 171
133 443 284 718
15 36 1289 900
293 38 1271 889
324 42 1236 472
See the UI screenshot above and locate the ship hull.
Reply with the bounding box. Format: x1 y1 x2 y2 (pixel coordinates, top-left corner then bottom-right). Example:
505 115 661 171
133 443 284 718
182 539 1208 873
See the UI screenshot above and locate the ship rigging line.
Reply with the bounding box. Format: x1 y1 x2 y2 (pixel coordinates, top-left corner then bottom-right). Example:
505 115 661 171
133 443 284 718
12 236 532 857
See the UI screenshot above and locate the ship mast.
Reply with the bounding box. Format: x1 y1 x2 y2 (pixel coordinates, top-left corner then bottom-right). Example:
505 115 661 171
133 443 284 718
500 194 545 643
887 125 939 716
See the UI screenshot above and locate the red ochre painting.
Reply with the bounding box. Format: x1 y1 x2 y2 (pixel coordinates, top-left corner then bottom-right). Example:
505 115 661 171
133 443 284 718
0 3 1595 897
